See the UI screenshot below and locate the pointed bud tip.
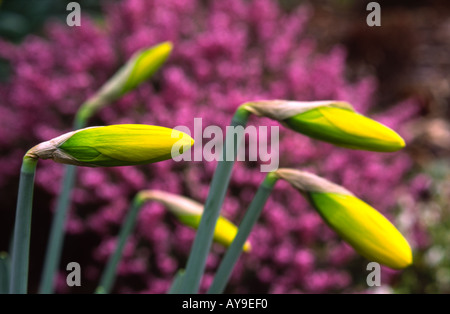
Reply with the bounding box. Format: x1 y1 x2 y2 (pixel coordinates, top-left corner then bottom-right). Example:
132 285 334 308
391 241 413 269
159 41 174 53
243 241 252 253
142 41 173 60
387 132 406 152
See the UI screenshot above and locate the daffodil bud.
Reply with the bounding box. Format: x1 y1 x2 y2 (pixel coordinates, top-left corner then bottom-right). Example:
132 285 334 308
274 168 412 269
76 42 173 124
243 100 405 152
104 41 173 98
138 190 251 252
119 41 173 95
26 124 193 167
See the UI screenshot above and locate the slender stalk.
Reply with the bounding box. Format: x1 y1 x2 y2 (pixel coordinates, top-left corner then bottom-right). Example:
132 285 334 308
0 252 10 294
208 173 278 293
73 98 101 130
178 106 250 293
168 269 185 294
38 118 86 294
10 156 37 294
38 165 77 293
96 195 145 294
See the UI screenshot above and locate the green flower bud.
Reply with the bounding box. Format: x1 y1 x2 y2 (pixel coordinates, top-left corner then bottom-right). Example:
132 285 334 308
243 100 405 152
76 42 173 123
138 190 251 252
275 168 412 269
26 124 193 167
120 41 173 95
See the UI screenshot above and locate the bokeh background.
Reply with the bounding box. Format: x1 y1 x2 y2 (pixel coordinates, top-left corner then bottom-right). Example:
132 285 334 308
0 0 449 294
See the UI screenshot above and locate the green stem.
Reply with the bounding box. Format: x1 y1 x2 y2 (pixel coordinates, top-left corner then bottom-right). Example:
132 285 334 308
168 269 185 294
208 173 278 294
178 106 250 294
38 118 86 294
10 156 37 294
38 165 77 293
0 252 10 294
73 99 99 130
96 195 145 294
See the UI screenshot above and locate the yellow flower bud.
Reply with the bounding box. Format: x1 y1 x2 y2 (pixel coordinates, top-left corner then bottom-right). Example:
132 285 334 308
243 100 405 152
138 190 251 252
275 168 412 269
121 41 173 95
26 124 193 167
76 42 173 124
